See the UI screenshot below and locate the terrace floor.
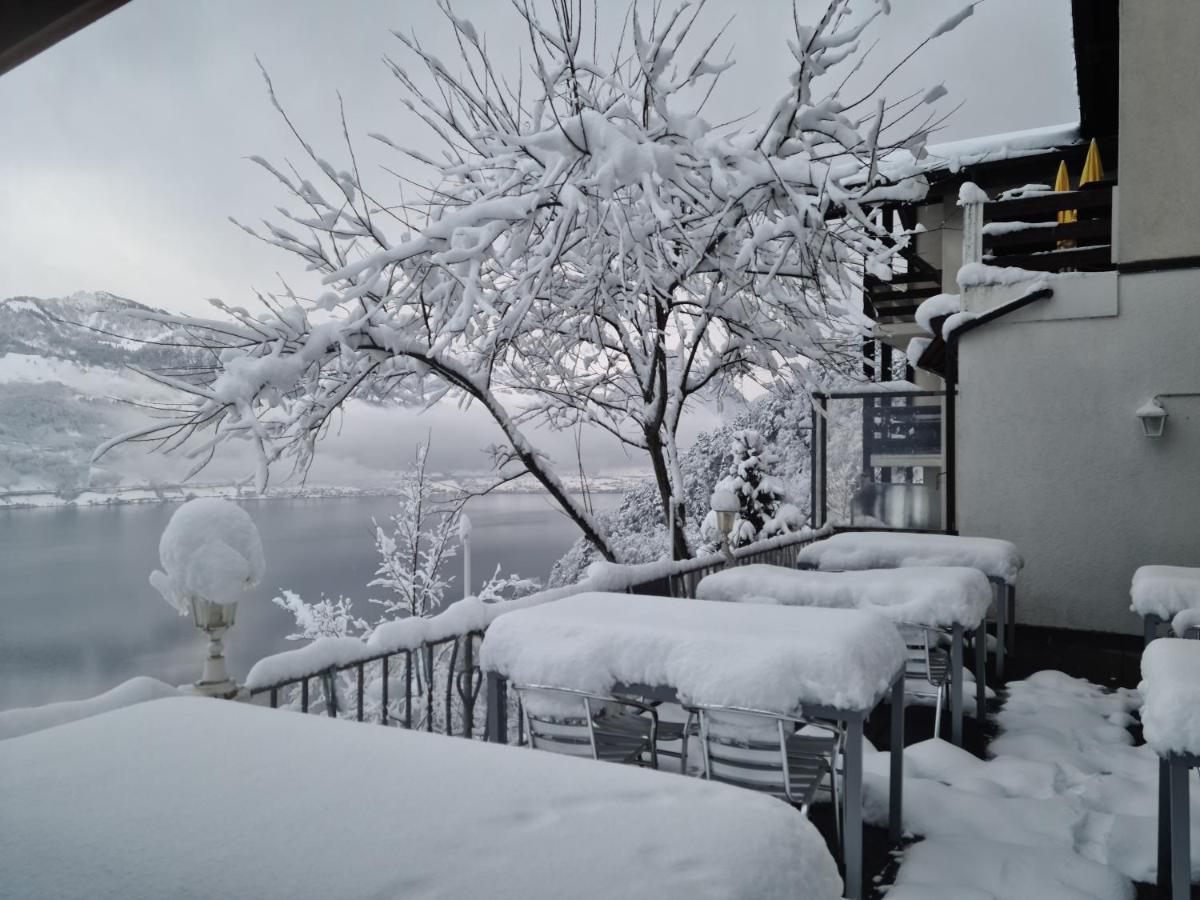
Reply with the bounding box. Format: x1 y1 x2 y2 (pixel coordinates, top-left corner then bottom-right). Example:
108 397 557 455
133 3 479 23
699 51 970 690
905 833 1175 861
837 625 1164 899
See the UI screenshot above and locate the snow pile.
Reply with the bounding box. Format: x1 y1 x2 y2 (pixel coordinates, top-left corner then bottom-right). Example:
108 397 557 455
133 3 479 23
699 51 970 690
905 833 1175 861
481 592 907 714
957 181 988 206
914 293 961 336
956 261 1048 290
1130 565 1200 620
1173 608 1200 637
0 697 842 899
149 498 265 615
884 837 1133 900
1140 638 1200 757
0 677 179 741
905 336 932 369
695 564 992 629
863 670 1194 894
796 531 1022 583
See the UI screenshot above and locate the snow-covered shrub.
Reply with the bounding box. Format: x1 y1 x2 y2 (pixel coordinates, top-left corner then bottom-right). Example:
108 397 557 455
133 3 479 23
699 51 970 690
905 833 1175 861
149 498 265 615
702 430 794 549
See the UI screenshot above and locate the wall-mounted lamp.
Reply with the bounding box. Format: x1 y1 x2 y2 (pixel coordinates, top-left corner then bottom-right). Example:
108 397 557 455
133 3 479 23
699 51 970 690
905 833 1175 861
1136 398 1168 437
1136 392 1200 438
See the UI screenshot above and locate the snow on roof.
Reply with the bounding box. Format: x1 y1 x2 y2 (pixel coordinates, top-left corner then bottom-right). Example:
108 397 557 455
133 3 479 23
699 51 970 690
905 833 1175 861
1140 638 1200 758
1130 565 1200 620
922 121 1083 174
0 697 843 899
481 591 907 713
796 531 1023 584
695 564 992 630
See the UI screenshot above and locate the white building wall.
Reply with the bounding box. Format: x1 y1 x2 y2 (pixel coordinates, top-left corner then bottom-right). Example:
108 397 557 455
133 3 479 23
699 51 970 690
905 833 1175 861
956 269 1200 634
1118 0 1200 264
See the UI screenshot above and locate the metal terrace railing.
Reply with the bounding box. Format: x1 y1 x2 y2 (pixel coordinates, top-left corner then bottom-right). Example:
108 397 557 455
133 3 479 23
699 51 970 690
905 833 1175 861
244 525 831 742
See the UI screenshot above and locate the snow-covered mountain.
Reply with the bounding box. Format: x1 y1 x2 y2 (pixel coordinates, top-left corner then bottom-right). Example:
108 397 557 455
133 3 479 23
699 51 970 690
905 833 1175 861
0 291 206 495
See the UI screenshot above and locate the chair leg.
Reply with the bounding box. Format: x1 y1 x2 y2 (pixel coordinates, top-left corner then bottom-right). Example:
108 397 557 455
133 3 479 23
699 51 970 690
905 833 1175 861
934 683 945 739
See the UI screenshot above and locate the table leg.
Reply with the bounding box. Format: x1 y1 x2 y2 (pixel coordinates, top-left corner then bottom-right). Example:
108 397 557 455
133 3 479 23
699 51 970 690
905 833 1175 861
889 676 904 843
486 673 508 744
975 625 987 721
1145 613 1162 647
994 583 1006 682
951 622 964 747
843 716 864 900
1159 756 1171 894
1006 584 1017 655
1170 758 1191 900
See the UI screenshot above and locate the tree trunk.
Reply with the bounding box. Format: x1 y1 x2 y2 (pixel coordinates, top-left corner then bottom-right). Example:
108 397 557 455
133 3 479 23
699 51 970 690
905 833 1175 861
646 430 691 561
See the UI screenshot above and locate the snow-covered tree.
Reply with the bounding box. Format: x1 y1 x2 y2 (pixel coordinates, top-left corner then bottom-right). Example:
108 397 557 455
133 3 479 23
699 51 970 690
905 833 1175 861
369 441 461 620
99 0 970 561
701 429 802 549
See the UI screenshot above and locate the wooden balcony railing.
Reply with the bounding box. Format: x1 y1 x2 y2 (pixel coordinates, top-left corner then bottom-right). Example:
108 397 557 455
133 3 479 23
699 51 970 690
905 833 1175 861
980 180 1116 273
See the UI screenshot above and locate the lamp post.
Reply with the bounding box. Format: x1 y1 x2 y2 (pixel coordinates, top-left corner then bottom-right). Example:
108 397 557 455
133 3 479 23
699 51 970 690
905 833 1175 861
710 488 740 567
188 597 243 699
151 498 265 701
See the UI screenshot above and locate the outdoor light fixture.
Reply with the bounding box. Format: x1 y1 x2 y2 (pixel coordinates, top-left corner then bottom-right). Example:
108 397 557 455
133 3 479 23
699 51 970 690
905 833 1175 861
190 596 243 699
710 488 740 566
1136 398 1168 438
1135 392 1200 438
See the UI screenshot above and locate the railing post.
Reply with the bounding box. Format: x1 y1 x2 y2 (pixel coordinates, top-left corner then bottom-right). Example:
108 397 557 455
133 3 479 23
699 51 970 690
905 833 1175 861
959 181 986 268
486 672 508 743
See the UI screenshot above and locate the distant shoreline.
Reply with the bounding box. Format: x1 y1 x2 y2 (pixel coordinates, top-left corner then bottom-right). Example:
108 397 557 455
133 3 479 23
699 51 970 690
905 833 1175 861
0 478 637 511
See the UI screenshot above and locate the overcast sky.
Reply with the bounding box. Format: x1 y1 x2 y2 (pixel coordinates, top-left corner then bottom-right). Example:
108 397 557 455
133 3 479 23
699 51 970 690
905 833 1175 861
0 0 1078 478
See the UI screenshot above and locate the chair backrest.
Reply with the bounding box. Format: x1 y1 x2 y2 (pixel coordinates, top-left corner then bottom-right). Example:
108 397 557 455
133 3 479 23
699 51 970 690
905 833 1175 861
692 704 837 805
897 624 942 680
512 684 656 763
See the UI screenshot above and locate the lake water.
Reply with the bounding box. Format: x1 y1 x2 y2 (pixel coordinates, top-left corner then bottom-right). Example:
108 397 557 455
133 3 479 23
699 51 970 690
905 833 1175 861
0 492 616 711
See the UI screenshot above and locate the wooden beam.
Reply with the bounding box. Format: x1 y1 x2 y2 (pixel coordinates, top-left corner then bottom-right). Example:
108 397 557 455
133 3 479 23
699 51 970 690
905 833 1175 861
0 0 130 77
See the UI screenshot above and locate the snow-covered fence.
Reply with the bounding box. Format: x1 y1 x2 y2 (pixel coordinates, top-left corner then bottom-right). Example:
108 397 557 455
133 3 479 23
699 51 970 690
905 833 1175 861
244 525 831 740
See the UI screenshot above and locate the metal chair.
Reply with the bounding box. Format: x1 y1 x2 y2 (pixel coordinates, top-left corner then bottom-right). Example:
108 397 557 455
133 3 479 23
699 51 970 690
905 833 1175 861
898 624 952 738
690 704 843 844
512 683 689 770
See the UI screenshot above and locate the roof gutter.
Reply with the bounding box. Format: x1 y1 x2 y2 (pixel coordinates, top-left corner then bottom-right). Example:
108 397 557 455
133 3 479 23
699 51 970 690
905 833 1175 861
943 286 1053 532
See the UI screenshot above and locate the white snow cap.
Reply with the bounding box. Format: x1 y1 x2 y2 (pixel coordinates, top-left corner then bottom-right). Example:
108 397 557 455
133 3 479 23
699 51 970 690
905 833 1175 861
150 498 265 615
1133 398 1166 418
914 293 961 336
1140 638 1200 757
710 487 739 512
957 181 989 206
458 513 472 541
696 564 993 629
1130 565 1200 619
797 530 1023 584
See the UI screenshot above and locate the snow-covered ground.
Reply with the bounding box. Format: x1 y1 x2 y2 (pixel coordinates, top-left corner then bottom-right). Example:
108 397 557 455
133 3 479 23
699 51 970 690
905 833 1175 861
865 670 1191 898
0 697 842 899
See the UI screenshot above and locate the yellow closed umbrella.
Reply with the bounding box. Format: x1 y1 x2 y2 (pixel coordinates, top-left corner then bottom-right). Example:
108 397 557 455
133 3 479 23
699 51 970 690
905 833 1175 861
1055 160 1076 225
1079 138 1104 187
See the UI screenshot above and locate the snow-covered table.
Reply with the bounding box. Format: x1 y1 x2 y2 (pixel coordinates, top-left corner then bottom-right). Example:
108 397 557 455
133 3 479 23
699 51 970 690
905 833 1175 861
1131 566 1200 645
481 591 908 900
0 696 843 900
1141 638 1200 900
796 531 1023 679
695 564 992 746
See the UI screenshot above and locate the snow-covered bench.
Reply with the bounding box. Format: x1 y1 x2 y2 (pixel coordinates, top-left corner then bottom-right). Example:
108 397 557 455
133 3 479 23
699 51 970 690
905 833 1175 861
1131 565 1200 645
695 564 992 745
1140 638 1200 900
795 531 1023 679
481 591 908 900
0 695 843 900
